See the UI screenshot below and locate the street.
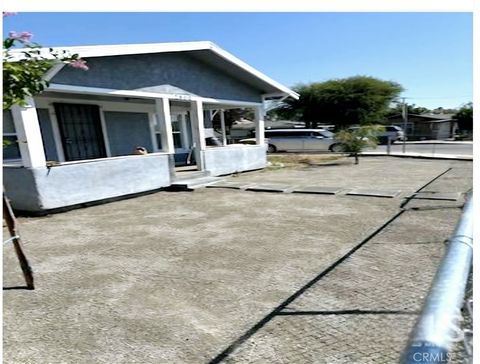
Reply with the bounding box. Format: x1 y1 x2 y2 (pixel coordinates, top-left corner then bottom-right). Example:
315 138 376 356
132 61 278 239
370 142 472 157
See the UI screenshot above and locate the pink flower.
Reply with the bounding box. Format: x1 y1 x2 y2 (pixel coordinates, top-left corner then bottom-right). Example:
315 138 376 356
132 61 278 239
3 12 17 17
68 59 89 71
9 31 33 42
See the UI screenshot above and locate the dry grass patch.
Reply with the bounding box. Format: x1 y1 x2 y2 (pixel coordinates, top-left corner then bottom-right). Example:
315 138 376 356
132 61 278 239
267 153 348 170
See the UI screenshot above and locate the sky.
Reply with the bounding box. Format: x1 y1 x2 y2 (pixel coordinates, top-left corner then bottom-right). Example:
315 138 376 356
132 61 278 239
3 12 473 109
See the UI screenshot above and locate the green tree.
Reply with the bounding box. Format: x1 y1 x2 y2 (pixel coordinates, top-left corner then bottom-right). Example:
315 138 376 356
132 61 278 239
3 12 88 155
3 14 87 110
386 103 430 118
452 103 473 132
334 125 383 165
277 76 403 129
211 108 255 135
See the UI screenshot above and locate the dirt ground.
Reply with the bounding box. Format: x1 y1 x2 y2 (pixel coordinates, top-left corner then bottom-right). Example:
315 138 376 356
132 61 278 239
3 157 472 364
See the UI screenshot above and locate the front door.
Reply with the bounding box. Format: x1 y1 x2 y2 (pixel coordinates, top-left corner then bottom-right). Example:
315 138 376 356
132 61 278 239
172 112 194 166
54 103 107 161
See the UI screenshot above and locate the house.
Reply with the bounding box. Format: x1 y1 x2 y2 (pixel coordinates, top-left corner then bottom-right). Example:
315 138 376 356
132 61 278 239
3 41 298 213
386 113 456 140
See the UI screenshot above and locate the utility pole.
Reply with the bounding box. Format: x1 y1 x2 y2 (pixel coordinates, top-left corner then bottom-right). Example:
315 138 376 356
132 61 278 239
401 97 408 154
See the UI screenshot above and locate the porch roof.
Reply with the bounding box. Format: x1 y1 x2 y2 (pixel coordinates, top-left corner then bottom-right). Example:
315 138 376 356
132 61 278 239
41 84 266 110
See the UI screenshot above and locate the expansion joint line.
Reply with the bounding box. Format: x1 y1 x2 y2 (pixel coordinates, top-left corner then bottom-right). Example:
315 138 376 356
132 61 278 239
208 167 455 364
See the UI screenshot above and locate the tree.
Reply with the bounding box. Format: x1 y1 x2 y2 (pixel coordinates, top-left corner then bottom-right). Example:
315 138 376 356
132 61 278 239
452 103 473 132
334 125 383 165
431 107 457 115
277 76 403 129
3 12 88 156
211 108 254 134
386 103 430 118
3 13 88 110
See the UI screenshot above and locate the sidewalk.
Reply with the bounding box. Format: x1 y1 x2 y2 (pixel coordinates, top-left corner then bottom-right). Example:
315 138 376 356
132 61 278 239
401 140 473 145
362 151 473 161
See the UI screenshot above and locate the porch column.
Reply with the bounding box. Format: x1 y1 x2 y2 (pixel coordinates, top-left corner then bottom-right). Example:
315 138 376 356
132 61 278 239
179 114 189 150
190 99 206 170
254 104 265 145
10 97 46 168
155 98 176 178
219 109 227 146
154 98 175 154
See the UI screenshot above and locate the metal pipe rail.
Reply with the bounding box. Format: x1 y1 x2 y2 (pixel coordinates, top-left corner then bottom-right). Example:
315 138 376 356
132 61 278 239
401 194 473 363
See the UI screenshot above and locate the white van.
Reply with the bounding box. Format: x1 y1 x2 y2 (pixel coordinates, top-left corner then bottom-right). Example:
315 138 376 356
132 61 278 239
262 129 342 153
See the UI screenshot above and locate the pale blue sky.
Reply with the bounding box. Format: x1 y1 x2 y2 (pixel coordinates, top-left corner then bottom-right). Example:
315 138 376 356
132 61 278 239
3 12 473 109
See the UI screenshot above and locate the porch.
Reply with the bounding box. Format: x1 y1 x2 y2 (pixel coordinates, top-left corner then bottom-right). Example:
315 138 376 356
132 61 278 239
3 86 267 213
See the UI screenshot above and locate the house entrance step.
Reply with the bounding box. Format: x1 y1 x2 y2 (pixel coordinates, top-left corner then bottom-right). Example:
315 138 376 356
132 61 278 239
168 176 224 191
173 170 210 182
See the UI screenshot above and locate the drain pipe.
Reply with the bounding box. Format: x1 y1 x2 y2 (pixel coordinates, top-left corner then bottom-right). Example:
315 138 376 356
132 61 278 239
401 194 473 363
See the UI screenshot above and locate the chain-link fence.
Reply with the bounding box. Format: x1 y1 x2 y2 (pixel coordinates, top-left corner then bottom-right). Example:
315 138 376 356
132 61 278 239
461 273 473 364
401 195 473 364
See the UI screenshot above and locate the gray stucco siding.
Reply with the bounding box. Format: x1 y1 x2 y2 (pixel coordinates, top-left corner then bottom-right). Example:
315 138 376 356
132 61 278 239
3 154 171 212
203 145 267 176
37 108 59 161
51 53 263 102
104 111 154 156
3 167 42 211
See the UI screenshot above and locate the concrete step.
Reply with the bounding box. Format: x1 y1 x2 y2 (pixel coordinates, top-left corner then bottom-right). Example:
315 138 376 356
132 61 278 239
169 176 224 191
173 170 210 182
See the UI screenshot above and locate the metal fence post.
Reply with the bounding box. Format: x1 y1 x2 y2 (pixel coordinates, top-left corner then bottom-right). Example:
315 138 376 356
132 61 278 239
401 194 473 363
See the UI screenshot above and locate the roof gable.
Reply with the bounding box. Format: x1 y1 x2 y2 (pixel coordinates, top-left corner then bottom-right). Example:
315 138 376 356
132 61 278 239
11 41 298 100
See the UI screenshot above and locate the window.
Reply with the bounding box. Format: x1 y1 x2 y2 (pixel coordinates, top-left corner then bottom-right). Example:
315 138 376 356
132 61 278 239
317 130 335 138
3 110 21 160
171 114 183 149
265 130 311 138
152 113 187 151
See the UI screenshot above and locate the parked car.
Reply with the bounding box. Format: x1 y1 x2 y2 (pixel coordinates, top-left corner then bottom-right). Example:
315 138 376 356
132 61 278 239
241 129 343 153
348 125 405 144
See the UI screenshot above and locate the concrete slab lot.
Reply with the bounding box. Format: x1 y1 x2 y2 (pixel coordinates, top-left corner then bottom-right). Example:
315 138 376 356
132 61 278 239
3 157 472 363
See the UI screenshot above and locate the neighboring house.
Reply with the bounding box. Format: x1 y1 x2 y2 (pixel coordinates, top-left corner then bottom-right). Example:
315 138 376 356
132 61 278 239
387 113 456 140
3 41 298 213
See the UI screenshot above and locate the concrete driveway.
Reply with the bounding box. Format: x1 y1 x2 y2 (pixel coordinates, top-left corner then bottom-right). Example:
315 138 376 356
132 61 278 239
3 157 472 363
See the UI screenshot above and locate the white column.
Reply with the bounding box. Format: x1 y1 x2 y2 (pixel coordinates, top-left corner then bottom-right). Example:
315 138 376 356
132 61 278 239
10 97 46 168
155 98 175 154
254 104 265 145
47 104 66 162
190 100 206 170
179 113 189 149
220 110 227 146
98 107 112 157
